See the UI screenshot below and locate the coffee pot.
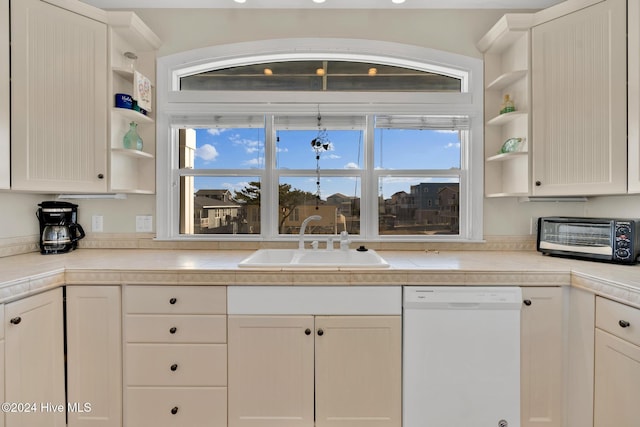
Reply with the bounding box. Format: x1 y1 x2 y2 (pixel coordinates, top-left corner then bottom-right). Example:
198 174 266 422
37 201 85 254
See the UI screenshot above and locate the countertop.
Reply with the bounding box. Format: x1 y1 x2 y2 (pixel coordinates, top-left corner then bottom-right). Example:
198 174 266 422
1 248 639 307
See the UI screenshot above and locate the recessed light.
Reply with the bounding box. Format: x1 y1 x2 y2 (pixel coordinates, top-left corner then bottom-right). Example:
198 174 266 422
234 0 246 3
392 0 406 4
313 0 326 3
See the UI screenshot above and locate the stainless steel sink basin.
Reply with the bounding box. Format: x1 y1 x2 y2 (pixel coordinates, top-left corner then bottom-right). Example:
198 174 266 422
238 248 389 268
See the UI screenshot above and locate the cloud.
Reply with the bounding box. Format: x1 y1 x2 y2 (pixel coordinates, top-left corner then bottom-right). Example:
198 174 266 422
344 162 360 169
444 142 461 149
243 157 264 167
435 130 459 134
195 144 219 161
324 153 341 160
207 129 227 136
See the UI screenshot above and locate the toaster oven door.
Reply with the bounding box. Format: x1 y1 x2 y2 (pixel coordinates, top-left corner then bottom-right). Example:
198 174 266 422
538 218 613 257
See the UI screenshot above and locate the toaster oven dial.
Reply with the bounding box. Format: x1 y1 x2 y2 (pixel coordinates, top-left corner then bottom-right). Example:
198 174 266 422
616 248 632 260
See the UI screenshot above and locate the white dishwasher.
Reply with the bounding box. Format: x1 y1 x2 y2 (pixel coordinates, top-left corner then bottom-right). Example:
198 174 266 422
403 286 522 427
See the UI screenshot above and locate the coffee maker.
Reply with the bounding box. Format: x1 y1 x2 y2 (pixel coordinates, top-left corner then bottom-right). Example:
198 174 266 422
37 201 86 254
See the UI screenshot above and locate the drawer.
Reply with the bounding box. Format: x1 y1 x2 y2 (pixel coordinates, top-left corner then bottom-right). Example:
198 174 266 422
126 315 226 343
596 296 640 347
126 387 227 427
125 286 226 314
126 344 227 386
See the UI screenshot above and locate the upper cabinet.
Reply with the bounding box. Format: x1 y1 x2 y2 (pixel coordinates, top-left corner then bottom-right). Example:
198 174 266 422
478 14 534 197
11 0 109 193
0 0 8 190
531 0 627 196
107 12 161 194
629 0 640 193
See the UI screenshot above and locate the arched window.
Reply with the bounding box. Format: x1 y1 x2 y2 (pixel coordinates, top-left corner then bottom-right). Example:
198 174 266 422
156 39 483 242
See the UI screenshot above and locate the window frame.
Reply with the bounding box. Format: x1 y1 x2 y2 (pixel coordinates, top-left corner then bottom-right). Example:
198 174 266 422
156 38 484 242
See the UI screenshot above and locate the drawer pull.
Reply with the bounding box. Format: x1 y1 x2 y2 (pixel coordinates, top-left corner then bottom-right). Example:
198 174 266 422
170 406 179 415
170 364 178 371
317 329 324 336
619 320 631 328
523 300 532 306
169 298 177 305
305 328 311 335
9 317 22 325
169 327 177 334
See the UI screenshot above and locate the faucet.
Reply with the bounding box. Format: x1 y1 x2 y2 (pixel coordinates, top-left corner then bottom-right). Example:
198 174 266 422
299 215 322 250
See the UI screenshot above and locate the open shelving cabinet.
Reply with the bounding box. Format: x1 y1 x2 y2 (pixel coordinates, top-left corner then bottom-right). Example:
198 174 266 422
477 13 533 198
108 12 161 194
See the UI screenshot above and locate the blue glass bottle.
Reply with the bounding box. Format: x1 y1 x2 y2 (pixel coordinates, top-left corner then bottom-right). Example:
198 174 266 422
123 121 143 151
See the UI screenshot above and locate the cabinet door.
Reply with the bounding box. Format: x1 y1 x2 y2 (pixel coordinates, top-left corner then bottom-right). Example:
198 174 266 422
11 0 108 192
0 0 8 190
228 315 315 427
5 288 65 427
315 316 401 427
594 329 640 427
521 287 563 427
531 0 626 196
629 0 640 192
66 286 122 427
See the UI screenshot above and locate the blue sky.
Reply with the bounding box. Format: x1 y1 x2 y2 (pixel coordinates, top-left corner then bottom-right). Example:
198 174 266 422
191 126 460 198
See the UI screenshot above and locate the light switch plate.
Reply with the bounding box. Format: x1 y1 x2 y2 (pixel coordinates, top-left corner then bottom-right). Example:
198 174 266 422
92 215 104 232
135 215 153 233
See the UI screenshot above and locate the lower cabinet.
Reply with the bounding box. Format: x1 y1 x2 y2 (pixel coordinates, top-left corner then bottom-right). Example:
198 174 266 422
228 315 402 427
594 297 640 427
520 287 564 427
66 286 122 427
4 288 65 427
123 286 227 427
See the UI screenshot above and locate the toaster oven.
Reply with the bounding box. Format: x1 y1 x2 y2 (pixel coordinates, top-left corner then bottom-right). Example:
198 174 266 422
537 217 640 264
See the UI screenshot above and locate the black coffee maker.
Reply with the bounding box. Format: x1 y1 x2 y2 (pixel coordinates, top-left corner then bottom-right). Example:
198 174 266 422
37 201 86 254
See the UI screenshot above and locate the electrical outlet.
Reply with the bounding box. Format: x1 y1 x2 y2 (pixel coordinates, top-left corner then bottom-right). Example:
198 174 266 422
136 215 153 233
92 215 104 233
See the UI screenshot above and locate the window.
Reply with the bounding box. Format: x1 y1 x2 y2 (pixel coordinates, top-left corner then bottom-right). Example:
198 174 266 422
157 39 483 242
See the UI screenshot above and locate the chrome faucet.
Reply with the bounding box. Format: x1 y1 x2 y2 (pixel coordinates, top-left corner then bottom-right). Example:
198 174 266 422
299 215 322 250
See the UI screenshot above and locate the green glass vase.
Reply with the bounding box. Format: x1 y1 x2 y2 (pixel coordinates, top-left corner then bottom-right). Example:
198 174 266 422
123 121 143 151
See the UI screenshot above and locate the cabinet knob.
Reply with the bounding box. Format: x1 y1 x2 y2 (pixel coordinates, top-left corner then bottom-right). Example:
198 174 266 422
9 317 21 325
523 299 532 306
535 181 542 186
169 327 177 334
305 328 311 335
619 320 631 328
169 298 177 305
97 173 104 179
170 407 179 415
317 329 324 336
170 364 178 371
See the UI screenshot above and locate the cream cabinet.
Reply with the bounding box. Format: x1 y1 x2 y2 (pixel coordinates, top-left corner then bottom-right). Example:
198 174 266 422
4 288 65 427
594 297 640 427
0 304 4 427
477 14 533 197
0 0 8 190
66 286 122 427
123 286 227 427
228 315 401 427
531 0 627 196
520 287 564 427
107 12 161 194
629 0 640 193
10 0 108 192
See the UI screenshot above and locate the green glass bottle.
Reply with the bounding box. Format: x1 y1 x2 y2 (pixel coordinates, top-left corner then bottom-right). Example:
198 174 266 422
123 121 143 151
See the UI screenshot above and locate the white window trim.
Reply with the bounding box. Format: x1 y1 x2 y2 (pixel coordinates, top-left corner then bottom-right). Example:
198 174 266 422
156 38 484 242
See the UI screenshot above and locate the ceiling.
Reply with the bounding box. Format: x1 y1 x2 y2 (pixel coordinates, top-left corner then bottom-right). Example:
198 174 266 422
80 0 566 10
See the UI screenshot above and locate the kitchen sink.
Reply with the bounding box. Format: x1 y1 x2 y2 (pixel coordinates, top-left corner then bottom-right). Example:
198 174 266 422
238 248 390 268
